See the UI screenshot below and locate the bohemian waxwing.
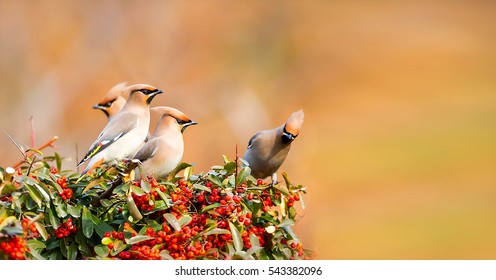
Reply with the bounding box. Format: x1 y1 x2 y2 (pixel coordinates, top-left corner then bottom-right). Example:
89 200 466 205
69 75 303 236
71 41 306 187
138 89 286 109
77 84 164 174
133 106 197 179
243 109 304 183
92 82 128 120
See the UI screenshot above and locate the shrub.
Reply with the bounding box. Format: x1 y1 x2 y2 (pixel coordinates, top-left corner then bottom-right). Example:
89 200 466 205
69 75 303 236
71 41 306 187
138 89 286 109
0 137 310 260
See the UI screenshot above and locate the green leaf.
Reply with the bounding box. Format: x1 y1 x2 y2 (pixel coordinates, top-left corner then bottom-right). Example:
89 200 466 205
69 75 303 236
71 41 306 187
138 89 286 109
34 222 49 241
203 228 231 236
91 213 114 238
54 152 62 171
101 237 112 245
82 207 94 238
94 244 109 258
47 206 60 229
273 183 290 196
26 148 43 156
163 213 181 232
224 162 237 174
236 167 251 186
75 230 92 257
229 222 242 252
27 239 46 250
55 203 68 218
278 219 295 228
193 184 212 193
222 155 230 164
0 184 16 195
130 184 144 196
24 182 43 207
289 206 297 219
207 174 222 187
246 246 262 257
155 189 171 208
141 180 151 193
27 249 46 260
82 177 106 194
178 214 192 228
250 232 260 248
110 239 127 256
160 250 174 260
227 243 235 257
168 162 192 179
68 241 77 260
201 203 220 213
126 235 155 245
60 239 68 259
67 204 82 218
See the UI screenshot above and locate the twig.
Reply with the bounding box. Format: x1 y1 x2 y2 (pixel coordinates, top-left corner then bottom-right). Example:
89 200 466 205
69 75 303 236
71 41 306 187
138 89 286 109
234 145 239 188
12 136 58 168
90 177 123 207
26 154 38 176
29 116 35 148
90 161 138 207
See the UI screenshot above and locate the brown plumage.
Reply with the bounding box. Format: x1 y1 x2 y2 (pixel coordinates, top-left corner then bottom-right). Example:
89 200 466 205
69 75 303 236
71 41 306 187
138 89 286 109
92 82 128 120
243 109 304 182
78 84 164 174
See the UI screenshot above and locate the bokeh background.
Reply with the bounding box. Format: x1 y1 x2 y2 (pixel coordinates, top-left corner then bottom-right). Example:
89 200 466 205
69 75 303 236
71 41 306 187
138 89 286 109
1 1 495 259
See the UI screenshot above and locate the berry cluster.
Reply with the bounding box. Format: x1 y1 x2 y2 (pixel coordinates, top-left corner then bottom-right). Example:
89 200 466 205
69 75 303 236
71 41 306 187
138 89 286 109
287 193 300 208
0 236 28 260
56 176 73 200
21 218 39 238
54 218 77 239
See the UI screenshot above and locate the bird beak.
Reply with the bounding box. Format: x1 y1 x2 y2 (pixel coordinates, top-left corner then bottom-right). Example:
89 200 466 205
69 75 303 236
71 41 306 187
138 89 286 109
93 104 110 117
146 89 164 104
282 132 297 143
181 120 198 133
92 104 106 110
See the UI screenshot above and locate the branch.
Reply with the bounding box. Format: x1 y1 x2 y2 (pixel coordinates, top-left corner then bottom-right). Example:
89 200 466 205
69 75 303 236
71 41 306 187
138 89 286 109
12 136 59 168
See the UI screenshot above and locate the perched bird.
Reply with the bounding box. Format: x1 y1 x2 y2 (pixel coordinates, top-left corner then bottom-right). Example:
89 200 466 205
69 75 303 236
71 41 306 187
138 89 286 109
77 84 164 174
92 82 128 120
243 109 304 183
133 106 197 179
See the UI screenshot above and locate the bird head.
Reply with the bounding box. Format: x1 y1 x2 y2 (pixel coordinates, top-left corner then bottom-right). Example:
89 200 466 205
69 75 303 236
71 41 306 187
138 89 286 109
126 84 164 105
151 106 198 133
282 109 304 143
93 82 128 118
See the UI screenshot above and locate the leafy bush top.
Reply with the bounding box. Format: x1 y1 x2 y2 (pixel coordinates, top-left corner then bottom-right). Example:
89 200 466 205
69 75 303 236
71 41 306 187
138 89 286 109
0 138 310 260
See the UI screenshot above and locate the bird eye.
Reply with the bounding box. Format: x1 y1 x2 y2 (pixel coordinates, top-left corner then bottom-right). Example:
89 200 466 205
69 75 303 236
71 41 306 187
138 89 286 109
176 119 186 125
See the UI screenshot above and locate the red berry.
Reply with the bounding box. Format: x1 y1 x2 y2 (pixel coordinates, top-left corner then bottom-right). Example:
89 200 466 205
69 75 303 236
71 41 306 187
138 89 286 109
257 179 264 185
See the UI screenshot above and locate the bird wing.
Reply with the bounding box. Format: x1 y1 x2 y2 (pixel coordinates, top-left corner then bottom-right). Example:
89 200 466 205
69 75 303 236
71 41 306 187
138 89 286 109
247 132 262 149
77 112 139 166
133 138 159 163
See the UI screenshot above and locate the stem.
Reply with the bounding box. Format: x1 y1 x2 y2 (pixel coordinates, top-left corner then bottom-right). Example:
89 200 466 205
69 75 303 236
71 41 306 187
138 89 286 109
30 116 35 148
234 145 238 188
12 136 58 168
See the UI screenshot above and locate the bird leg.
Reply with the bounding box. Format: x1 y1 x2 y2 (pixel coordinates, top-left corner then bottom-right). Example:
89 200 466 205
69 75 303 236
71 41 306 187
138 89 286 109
270 173 278 187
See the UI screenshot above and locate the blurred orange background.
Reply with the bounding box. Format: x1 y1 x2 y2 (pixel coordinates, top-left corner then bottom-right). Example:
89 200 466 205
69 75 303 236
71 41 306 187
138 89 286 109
1 1 495 259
